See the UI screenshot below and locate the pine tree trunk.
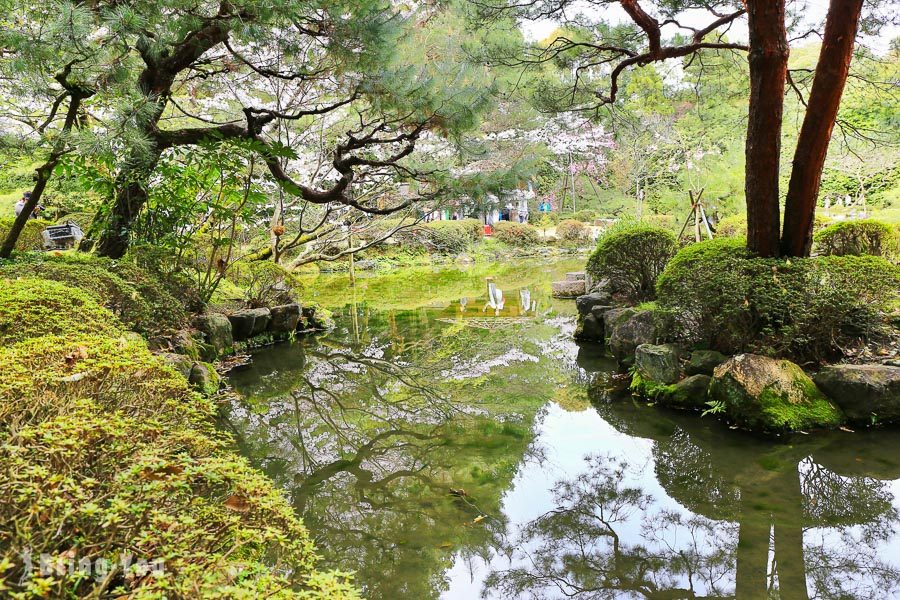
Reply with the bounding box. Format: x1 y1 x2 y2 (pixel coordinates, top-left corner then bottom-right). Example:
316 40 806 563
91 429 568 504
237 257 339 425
91 162 159 259
744 0 789 257
780 0 863 257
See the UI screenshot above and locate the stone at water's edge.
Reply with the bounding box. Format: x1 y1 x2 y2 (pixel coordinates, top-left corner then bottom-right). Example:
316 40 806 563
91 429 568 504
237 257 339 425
686 350 728 376
710 354 844 433
270 303 301 333
575 291 613 316
668 374 712 410
574 312 604 341
552 279 586 298
608 309 668 366
814 364 900 424
189 362 221 396
229 308 271 339
193 313 233 354
634 343 681 385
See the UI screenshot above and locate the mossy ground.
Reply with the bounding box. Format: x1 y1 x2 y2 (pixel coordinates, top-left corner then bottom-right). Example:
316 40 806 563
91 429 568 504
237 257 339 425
0 270 357 597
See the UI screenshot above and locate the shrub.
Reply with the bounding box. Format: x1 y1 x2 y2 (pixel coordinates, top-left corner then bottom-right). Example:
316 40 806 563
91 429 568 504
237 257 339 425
586 224 677 303
0 254 188 336
715 214 746 238
657 237 900 361
228 260 302 308
573 209 597 223
0 217 50 251
492 221 541 247
556 219 590 245
814 219 899 261
642 214 677 232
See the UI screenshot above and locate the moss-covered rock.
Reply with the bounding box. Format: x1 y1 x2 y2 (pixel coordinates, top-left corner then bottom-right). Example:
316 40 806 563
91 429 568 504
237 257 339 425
814 364 900 424
608 309 671 366
668 374 712 410
686 349 728 376
634 343 681 385
193 312 233 355
710 354 844 433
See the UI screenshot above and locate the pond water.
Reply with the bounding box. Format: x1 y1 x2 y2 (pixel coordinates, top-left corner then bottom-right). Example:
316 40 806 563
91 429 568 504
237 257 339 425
225 260 900 599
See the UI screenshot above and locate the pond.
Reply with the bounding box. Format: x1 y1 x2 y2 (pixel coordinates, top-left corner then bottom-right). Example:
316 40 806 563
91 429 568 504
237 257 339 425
224 259 900 600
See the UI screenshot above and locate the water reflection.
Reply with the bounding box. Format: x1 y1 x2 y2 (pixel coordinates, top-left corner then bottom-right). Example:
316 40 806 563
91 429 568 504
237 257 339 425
223 265 900 600
481 386 900 600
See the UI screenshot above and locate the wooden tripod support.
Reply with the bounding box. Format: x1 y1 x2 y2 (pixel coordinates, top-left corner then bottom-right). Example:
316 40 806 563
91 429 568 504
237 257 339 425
677 188 714 242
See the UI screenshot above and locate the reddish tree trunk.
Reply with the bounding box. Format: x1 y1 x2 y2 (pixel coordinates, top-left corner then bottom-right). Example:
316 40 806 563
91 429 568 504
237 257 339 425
781 0 864 257
744 0 789 257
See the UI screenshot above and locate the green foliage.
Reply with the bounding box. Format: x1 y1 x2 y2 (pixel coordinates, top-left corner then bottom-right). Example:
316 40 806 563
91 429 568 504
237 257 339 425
492 221 540 247
0 253 188 336
555 219 590 245
0 276 356 598
586 224 676 303
572 209 597 223
0 278 120 344
0 218 50 251
657 238 900 361
715 214 746 238
227 260 302 308
814 219 899 261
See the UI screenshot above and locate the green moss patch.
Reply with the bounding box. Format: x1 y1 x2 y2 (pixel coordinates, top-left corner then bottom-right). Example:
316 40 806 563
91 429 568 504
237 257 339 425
0 272 355 596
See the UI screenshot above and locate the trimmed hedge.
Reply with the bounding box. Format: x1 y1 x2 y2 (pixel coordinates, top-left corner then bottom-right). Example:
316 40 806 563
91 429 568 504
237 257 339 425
814 219 899 261
0 276 358 598
0 254 189 337
0 217 50 251
492 221 540 247
657 237 900 361
556 219 590 245
586 224 676 303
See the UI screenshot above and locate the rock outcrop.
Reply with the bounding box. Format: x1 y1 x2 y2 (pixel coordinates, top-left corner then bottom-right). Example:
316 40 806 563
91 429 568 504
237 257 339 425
710 354 844 433
814 364 900 424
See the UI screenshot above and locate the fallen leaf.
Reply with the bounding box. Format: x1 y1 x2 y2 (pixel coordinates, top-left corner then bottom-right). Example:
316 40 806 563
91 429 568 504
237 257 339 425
224 494 251 512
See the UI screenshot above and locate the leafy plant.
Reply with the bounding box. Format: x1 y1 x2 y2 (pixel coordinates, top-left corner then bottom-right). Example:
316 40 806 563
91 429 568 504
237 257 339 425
656 237 900 361
556 219 590 245
492 221 541 247
586 223 676 303
814 219 899 261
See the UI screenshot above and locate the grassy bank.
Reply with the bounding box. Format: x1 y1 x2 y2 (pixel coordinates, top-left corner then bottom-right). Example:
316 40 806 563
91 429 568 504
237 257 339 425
0 260 358 598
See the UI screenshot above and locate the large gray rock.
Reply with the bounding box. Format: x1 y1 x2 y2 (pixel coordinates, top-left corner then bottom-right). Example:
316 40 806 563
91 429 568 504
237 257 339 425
574 313 604 342
686 350 728 376
229 308 271 339
710 354 844 433
634 343 681 385
160 352 193 380
192 313 233 354
270 303 301 333
575 292 613 317
552 279 586 298
814 364 900 424
608 310 668 365
189 361 220 396
667 374 712 410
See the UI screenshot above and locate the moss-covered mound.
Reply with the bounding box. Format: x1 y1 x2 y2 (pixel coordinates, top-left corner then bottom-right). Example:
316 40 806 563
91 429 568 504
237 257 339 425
0 277 358 598
0 217 50 251
0 253 188 337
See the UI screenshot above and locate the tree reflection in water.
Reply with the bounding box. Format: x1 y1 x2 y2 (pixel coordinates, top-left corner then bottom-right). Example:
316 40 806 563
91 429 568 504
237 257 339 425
485 386 900 600
224 301 900 600
224 306 569 599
